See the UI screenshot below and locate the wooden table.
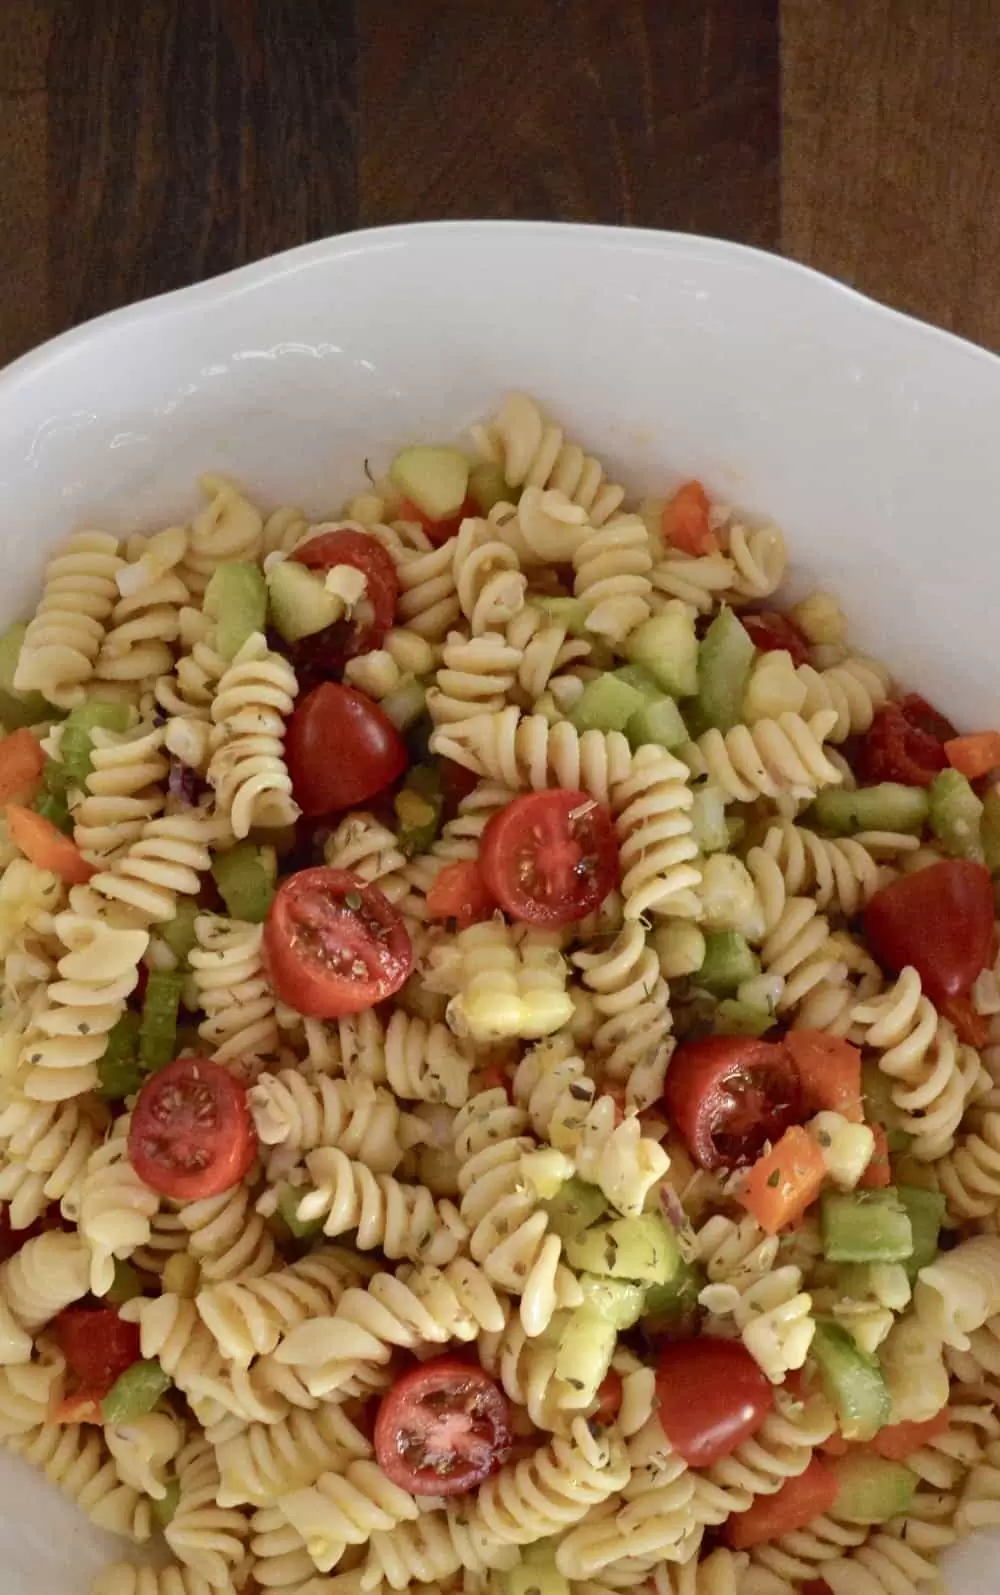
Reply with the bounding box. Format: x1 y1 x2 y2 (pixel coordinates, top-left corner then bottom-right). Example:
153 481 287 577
2 0 999 367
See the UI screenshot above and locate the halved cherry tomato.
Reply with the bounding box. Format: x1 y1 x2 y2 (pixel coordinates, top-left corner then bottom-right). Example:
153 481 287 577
655 1339 773 1466
398 495 477 546
5 805 93 884
286 683 407 816
0 728 45 804
264 867 412 1018
739 1125 828 1234
864 859 994 1008
727 1457 839 1549
945 732 1000 781
594 1370 623 1425
663 1036 803 1170
858 1124 892 1189
870 1407 949 1460
941 994 991 1048
426 859 497 928
661 481 717 556
859 695 954 787
50 1306 140 1393
128 1056 257 1200
374 1355 511 1495
480 789 620 927
741 611 810 667
290 528 399 678
784 1031 863 1123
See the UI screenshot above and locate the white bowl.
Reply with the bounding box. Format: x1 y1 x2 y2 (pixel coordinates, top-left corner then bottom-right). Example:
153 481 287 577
1 221 998 1590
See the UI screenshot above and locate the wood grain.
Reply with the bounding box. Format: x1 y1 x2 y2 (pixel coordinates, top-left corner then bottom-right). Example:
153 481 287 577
782 0 1000 350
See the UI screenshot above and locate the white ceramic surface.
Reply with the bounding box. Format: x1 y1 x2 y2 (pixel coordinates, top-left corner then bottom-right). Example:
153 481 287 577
1 221 998 1590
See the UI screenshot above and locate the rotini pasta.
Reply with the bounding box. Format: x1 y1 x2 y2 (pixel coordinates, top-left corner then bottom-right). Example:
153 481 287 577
13 531 125 708
207 632 299 835
190 913 279 1062
471 392 626 526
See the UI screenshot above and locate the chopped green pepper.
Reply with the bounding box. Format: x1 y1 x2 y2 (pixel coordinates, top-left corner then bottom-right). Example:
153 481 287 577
395 764 443 857
276 1186 325 1240
821 1189 913 1264
895 1185 946 1280
690 607 755 734
928 768 984 861
810 1319 892 1441
811 784 929 837
101 1359 173 1425
160 901 200 963
211 842 277 923
152 1477 180 1529
139 971 184 1073
97 1013 143 1101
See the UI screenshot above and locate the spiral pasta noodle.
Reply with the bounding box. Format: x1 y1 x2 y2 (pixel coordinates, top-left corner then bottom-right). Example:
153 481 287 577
180 474 263 597
427 631 523 725
278 1458 420 1572
13 530 125 708
162 1435 249 1587
0 1092 103 1228
612 743 701 920
694 1214 817 1383
362 1506 519 1589
0 1340 66 1437
194 1247 363 1365
651 550 737 612
94 525 191 690
207 632 299 836
760 820 884 917
88 807 225 927
914 1235 1000 1350
215 1399 370 1508
190 913 279 1063
177 1183 277 1284
453 517 528 635
693 709 843 805
431 706 634 803
288 1146 466 1268
249 1070 419 1174
104 1410 185 1501
72 722 170 861
323 812 408 900
75 1112 160 1295
724 517 788 600
573 924 675 1109
382 1010 472 1107
472 392 626 525
937 1108 1000 1222
796 654 892 741
394 538 462 640
473 1414 630 1547
8 1421 154 1541
505 601 592 701
572 513 653 644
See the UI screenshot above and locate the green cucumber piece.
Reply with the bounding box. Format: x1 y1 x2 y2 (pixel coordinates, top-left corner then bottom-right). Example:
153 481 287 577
277 1186 326 1240
205 561 268 661
810 1319 892 1441
106 1260 143 1306
55 700 131 790
691 607 756 732
642 1257 704 1324
33 785 72 834
554 1309 617 1402
531 596 592 640
982 786 1000 873
623 604 699 698
542 1177 608 1241
563 1213 681 1287
212 841 277 923
101 1359 172 1425
829 1452 918 1524
577 1273 645 1330
396 764 443 857
714 999 774 1037
390 446 470 521
627 695 688 752
139 971 184 1074
861 1063 911 1155
268 561 342 643
160 901 200 964
821 1189 913 1264
811 784 929 837
896 1185 946 1280
571 673 648 735
152 1478 180 1529
690 783 729 853
468 461 512 515
697 931 761 995
381 678 428 731
97 1013 143 1101
928 768 984 862
0 623 50 725
504 1558 570 1595
613 664 664 701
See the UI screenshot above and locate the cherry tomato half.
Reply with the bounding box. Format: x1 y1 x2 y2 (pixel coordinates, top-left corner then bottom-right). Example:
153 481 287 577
480 789 620 926
128 1057 257 1201
264 867 413 1018
663 1035 803 1170
286 682 408 817
741 611 810 667
290 528 399 680
398 495 477 546
374 1355 511 1495
859 695 954 787
864 858 994 1009
426 859 497 928
655 1338 773 1466
50 1306 140 1394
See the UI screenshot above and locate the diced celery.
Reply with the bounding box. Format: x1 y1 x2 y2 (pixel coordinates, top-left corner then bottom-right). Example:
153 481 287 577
690 783 729 852
563 1213 681 1286
982 787 1000 873
277 1186 325 1240
691 607 756 733
623 604 699 698
642 1256 704 1324
928 768 984 861
468 462 512 515
390 446 470 521
697 932 760 994
212 841 277 923
613 664 664 701
576 1273 646 1329
152 1478 180 1529
160 901 200 964
139 971 184 1073
571 673 647 735
381 678 428 731
812 784 929 837
0 623 50 724
531 597 592 639
830 1452 917 1524
895 1185 945 1280
268 562 342 643
821 1189 913 1264
33 784 72 834
714 999 774 1037
627 695 688 752
205 561 268 660
395 764 443 857
106 1260 143 1306
542 1177 608 1241
810 1319 892 1441
101 1359 173 1425
97 1013 143 1101
554 1309 617 1402
56 701 131 789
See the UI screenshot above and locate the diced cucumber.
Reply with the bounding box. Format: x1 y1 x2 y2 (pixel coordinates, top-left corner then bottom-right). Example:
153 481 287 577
623 603 699 698
563 1213 682 1287
160 901 200 964
106 1260 143 1306
836 1262 911 1313
468 461 512 515
205 561 268 661
531 596 592 639
542 1177 608 1241
0 623 50 725
152 1478 180 1529
101 1359 173 1425
212 841 277 923
139 971 184 1073
268 561 342 643
714 999 774 1037
55 700 132 790
652 921 706 979
395 764 443 857
97 1013 143 1101
554 1309 617 1402
571 673 648 735
642 1256 704 1324
627 695 688 752
697 932 760 995
577 1273 646 1329
691 607 756 733
390 446 470 521
895 1185 946 1280
613 664 664 701
810 1319 892 1441
982 786 1000 873
821 1189 913 1264
829 1452 918 1524
504 1558 570 1595
277 1186 325 1240
381 678 428 731
928 768 984 862
690 783 729 853
812 784 929 837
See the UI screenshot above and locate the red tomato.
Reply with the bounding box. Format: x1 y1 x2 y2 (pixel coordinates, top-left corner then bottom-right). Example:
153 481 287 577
290 528 399 678
286 683 407 817
264 867 412 1018
663 1036 804 1170
594 1370 623 1424
374 1356 511 1495
741 611 810 667
727 1457 839 1548
864 859 994 1008
128 1057 257 1200
480 789 620 926
51 1306 140 1393
398 495 477 545
426 859 497 927
859 695 954 787
655 1339 773 1466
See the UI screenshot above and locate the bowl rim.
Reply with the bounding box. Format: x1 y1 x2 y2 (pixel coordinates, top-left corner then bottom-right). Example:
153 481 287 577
3 220 999 391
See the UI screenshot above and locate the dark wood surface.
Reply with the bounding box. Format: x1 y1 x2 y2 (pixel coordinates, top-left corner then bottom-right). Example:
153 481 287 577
1 0 997 367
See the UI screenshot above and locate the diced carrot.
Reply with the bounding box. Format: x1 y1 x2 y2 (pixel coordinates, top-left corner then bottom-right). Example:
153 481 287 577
52 1387 104 1425
785 1030 863 1123
0 727 45 805
870 1407 949 1461
426 859 496 928
941 995 991 1050
859 1124 892 1189
5 805 94 884
738 1125 828 1235
727 1457 839 1549
661 480 718 556
944 732 1000 781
